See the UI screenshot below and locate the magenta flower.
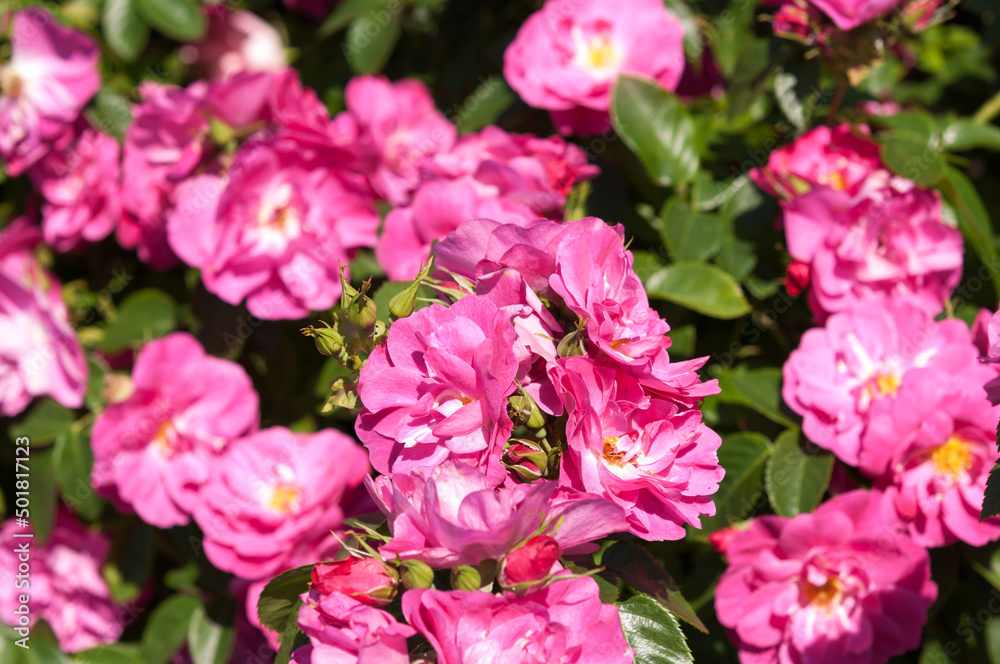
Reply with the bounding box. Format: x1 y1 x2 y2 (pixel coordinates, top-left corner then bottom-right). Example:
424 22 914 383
504 0 685 134
750 124 881 200
366 457 626 567
808 0 903 30
0 8 100 175
782 299 979 466
862 367 1000 547
118 82 212 269
356 295 520 485
555 356 724 541
179 7 286 80
29 125 120 253
715 490 936 664
91 332 259 528
193 427 370 580
341 75 456 205
292 590 415 664
0 222 87 416
0 512 124 653
403 576 635 663
167 133 378 320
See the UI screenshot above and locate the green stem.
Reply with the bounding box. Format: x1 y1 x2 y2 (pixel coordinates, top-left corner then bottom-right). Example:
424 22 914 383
973 90 1000 125
826 77 848 125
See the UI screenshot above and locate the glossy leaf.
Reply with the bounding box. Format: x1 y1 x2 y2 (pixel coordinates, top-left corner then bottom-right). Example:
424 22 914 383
187 605 234 664
141 595 202 664
704 432 772 530
102 0 149 62
766 429 834 518
53 429 103 520
716 366 795 427
257 565 314 633
134 0 206 41
660 198 726 263
617 594 694 664
645 263 750 319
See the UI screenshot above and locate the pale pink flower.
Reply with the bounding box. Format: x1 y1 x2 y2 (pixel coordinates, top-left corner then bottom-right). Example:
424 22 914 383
193 427 370 580
29 125 120 252
366 457 626 567
179 7 286 80
0 512 123 653
91 332 259 528
554 356 724 541
503 0 686 134
341 75 456 205
782 299 979 466
0 8 100 174
716 490 936 664
862 367 1000 547
167 133 378 320
356 296 520 485
404 575 635 663
0 222 87 416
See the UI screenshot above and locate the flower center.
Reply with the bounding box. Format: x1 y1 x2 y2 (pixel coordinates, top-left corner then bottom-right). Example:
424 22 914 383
269 482 302 514
932 436 972 481
602 436 627 466
866 372 900 399
0 68 23 98
572 27 622 79
819 170 848 191
802 576 842 609
153 420 177 455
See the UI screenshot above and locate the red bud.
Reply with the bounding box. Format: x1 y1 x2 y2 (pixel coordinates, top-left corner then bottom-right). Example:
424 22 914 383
311 556 398 606
501 535 561 586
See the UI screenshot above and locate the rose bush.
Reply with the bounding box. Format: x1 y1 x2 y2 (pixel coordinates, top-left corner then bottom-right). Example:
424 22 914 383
1 1 1000 663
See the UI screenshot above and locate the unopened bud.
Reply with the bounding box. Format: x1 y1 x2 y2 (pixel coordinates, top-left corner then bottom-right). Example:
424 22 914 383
311 557 399 606
785 261 810 297
399 560 435 590
322 378 358 412
301 322 345 356
500 535 561 587
450 565 482 592
388 258 433 319
557 330 586 358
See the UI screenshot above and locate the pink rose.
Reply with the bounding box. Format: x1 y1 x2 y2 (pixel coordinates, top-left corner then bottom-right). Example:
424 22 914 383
782 299 979 466
0 512 123 653
193 427 370 580
809 0 903 30
356 296 520 485
91 332 259 528
118 82 212 269
311 557 399 607
499 535 563 586
862 367 1000 547
167 133 378 320
179 7 286 80
366 457 625 568
0 223 87 416
403 576 635 663
554 356 724 540
0 8 100 174
341 75 456 205
750 124 881 200
29 125 120 253
292 590 415 664
503 0 685 134
716 490 936 664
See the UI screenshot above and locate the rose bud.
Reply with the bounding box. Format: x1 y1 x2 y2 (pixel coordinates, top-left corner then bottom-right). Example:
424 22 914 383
784 260 810 296
500 535 561 587
311 557 399 606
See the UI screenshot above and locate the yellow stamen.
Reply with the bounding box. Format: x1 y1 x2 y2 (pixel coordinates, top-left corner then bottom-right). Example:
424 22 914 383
931 436 973 481
270 483 302 514
867 372 900 399
802 577 842 608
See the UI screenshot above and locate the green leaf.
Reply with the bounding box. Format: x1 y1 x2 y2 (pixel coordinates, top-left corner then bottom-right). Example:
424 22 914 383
982 461 1000 521
72 644 144 664
24 635 68 664
617 595 694 664
30 448 57 545
103 527 155 603
941 119 1000 151
879 135 946 186
715 235 757 282
274 601 306 664
766 428 834 518
454 79 515 135
716 366 795 427
611 75 699 187
142 595 202 664
878 112 938 140
344 10 402 74
102 0 149 62
986 612 1000 664
0 636 28 664
187 605 234 664
257 565 314 633
939 166 1000 298
919 638 956 664
659 198 726 263
9 400 75 446
90 90 133 142
601 541 707 633
99 289 177 353
54 429 103 520
704 432 772 530
319 0 389 37
134 0 206 41
773 66 820 133
645 263 750 319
